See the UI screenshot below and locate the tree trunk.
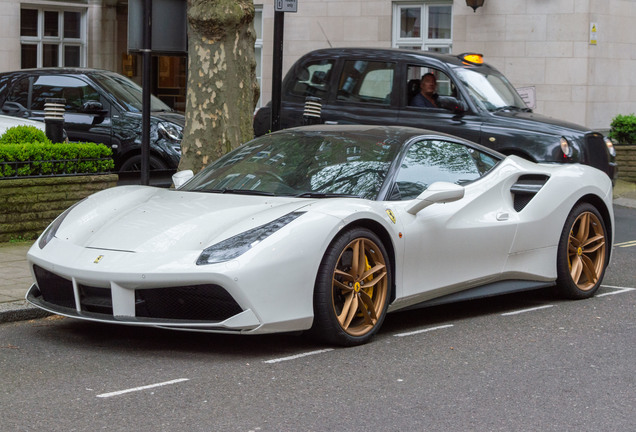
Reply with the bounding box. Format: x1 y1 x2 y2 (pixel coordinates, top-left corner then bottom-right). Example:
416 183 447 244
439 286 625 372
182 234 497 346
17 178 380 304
179 0 258 173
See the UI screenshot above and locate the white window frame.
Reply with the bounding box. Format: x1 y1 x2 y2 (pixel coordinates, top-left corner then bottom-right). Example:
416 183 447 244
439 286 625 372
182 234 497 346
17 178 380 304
20 6 87 69
254 5 263 108
392 2 453 52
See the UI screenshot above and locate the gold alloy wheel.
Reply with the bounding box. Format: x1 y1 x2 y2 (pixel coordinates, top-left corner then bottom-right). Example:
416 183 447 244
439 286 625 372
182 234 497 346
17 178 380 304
567 211 606 291
331 238 388 337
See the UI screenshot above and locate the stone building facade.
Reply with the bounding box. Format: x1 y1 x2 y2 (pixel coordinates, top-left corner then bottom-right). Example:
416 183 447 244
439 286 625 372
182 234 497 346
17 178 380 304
1 0 635 130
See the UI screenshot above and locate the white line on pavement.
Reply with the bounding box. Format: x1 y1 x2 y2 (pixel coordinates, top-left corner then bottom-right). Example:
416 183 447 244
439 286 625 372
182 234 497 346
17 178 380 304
501 305 554 316
394 324 454 338
96 378 190 398
597 285 636 297
264 349 334 364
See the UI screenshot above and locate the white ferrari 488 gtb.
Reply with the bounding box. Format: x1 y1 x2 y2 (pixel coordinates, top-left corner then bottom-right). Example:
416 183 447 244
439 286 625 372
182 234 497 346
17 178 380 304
27 125 614 346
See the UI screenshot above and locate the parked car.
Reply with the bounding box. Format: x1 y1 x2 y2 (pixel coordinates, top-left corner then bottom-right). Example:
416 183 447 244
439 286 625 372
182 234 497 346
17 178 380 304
27 125 613 346
0 113 45 135
253 48 617 181
0 68 184 171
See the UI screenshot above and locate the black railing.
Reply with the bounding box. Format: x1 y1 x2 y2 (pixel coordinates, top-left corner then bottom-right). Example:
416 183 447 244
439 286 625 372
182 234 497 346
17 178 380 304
0 158 114 179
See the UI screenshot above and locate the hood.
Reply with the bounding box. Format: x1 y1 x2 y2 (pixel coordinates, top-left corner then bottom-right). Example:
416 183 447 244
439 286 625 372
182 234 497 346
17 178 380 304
152 111 185 126
55 186 312 253
491 111 593 137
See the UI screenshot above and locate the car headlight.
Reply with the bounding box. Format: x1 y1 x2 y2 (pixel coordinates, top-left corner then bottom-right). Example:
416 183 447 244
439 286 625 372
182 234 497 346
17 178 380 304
560 137 572 158
158 122 183 142
38 200 84 249
604 137 616 157
196 212 305 265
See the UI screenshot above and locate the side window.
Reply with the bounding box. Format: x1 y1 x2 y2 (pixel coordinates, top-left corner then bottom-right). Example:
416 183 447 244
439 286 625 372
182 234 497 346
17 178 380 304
6 78 31 110
337 61 395 105
406 65 457 107
392 139 497 200
31 75 100 112
287 59 334 99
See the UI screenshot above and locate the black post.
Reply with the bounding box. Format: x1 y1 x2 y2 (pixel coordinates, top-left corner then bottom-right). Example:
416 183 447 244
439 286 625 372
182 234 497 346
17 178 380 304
141 0 152 185
270 10 284 132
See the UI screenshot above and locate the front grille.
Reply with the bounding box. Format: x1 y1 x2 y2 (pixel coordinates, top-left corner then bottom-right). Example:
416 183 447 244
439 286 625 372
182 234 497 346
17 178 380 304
33 265 76 309
135 285 243 321
584 133 610 174
79 285 113 314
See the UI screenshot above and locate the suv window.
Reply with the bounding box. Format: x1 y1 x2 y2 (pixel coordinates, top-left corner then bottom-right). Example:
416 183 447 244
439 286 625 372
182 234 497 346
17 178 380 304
392 139 497 200
337 61 395 105
10 75 101 112
288 59 334 99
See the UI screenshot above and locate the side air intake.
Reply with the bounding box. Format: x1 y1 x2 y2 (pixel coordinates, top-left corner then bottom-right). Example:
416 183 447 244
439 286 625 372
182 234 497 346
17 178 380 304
510 175 549 212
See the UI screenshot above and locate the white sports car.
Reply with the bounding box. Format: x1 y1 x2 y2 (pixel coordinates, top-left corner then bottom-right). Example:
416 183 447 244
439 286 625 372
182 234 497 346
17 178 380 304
26 125 614 346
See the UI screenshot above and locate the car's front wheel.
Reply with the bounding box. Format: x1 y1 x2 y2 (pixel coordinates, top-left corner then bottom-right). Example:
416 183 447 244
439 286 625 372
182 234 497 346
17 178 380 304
556 203 609 299
119 154 168 172
312 228 391 346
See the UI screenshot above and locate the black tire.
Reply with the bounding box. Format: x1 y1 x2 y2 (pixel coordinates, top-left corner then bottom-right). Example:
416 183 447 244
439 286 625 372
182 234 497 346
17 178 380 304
555 203 609 299
311 227 391 346
119 154 168 172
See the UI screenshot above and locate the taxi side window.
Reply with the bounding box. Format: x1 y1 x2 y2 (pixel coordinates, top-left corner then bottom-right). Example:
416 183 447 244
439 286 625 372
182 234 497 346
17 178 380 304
288 59 334 99
337 61 395 105
391 139 496 200
406 65 458 108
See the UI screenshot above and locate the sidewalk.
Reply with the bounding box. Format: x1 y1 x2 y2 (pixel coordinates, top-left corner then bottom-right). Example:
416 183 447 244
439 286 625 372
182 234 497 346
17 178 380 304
2 180 636 323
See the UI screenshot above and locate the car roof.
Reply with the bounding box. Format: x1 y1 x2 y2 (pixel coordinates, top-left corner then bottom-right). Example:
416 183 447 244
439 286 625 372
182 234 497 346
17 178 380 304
0 68 118 79
294 47 498 72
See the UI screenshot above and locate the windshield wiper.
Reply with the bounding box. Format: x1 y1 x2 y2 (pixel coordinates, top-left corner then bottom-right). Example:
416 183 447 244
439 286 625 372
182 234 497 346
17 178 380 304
199 188 274 196
294 192 363 198
493 105 532 113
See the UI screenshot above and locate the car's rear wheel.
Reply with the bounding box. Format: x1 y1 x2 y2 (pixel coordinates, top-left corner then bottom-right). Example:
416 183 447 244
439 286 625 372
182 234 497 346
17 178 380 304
556 203 608 299
312 227 391 346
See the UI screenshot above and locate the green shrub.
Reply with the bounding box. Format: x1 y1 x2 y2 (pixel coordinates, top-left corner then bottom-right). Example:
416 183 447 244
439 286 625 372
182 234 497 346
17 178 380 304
609 113 636 145
0 142 114 177
0 125 52 145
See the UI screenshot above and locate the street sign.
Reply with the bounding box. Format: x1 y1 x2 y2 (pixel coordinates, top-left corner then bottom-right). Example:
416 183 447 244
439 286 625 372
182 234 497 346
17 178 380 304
275 0 297 13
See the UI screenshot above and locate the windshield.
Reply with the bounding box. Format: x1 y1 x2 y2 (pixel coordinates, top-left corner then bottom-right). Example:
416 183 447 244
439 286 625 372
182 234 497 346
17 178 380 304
453 67 528 112
180 130 403 199
91 72 172 113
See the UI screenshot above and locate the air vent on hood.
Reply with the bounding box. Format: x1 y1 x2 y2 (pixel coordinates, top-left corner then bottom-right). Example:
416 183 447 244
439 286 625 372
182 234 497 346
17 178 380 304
510 175 549 212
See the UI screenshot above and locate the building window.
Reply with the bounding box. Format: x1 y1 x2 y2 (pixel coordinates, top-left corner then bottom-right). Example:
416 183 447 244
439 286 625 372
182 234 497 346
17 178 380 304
392 2 452 53
254 6 263 108
20 7 86 69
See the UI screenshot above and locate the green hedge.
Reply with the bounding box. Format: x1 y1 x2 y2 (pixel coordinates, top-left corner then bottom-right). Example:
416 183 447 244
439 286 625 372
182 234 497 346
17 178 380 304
609 114 636 145
0 142 114 177
0 125 52 145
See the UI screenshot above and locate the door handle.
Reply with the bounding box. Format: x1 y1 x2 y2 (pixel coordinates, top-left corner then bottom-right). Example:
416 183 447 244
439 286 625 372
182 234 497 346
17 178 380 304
496 212 509 221
324 121 338 125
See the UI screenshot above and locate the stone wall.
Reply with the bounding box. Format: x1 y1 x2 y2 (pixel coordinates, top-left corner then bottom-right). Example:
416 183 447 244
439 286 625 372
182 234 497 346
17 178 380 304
0 174 118 242
616 145 636 182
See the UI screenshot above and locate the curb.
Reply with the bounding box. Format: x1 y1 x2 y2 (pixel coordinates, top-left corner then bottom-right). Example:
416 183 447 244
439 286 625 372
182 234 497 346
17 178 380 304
0 300 52 323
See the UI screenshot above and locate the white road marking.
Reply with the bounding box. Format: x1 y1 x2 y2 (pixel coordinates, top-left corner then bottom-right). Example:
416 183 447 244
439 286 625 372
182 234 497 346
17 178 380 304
96 378 189 398
597 285 636 297
501 305 554 316
394 324 454 338
264 349 334 364
614 240 636 248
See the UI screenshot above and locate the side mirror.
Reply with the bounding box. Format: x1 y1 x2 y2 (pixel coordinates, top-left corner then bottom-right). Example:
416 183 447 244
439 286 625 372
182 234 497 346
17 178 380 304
172 170 194 189
82 101 105 114
406 181 465 215
437 96 467 114
2 101 26 114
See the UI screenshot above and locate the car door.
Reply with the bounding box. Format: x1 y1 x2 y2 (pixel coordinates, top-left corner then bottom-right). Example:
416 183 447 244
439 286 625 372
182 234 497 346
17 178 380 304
391 138 518 300
321 59 399 126
27 75 112 146
397 63 482 143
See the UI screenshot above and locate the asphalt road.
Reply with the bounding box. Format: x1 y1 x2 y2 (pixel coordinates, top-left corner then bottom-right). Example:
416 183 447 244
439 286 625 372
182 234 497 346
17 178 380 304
1 205 635 432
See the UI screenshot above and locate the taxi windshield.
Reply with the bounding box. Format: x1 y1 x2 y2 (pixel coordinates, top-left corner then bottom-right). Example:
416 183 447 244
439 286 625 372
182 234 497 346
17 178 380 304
453 67 529 113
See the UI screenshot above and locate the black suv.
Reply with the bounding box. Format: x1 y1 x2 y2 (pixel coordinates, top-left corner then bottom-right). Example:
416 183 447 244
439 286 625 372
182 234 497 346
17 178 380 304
0 68 184 171
254 48 617 181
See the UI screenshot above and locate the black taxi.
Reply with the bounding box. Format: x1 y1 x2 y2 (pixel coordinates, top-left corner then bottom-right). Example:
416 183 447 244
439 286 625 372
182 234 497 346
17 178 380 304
253 48 617 181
